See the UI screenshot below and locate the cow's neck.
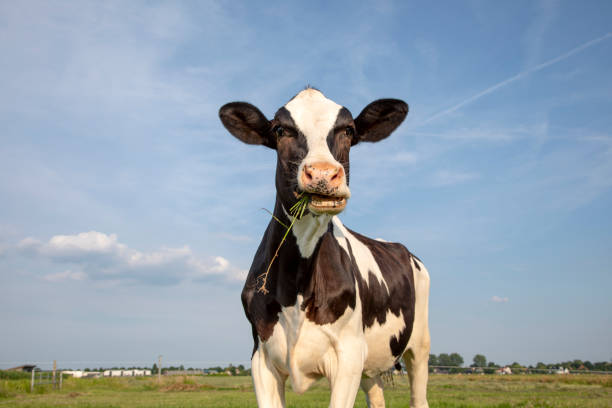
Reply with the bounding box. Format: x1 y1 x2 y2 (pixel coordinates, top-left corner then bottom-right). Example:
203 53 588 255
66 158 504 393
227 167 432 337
267 196 335 307
274 197 333 259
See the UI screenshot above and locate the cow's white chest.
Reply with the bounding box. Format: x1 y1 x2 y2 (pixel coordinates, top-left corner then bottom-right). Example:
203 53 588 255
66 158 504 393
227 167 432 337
262 295 363 394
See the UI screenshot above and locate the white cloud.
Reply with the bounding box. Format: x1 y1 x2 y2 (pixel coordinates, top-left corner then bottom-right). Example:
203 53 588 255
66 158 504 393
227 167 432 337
18 231 245 285
491 296 509 303
43 270 87 282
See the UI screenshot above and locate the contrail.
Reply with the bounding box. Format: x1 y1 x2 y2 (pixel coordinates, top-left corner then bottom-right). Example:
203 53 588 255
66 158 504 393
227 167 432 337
421 32 612 125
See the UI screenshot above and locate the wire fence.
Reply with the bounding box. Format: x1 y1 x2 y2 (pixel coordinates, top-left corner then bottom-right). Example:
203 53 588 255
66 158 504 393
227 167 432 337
30 368 62 392
3 362 610 377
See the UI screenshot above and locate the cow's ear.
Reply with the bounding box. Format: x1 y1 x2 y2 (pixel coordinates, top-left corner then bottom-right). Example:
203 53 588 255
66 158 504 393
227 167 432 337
219 102 276 149
352 99 408 145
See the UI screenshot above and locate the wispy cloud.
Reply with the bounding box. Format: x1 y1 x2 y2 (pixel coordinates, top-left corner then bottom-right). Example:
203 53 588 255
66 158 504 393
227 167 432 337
390 151 418 164
491 296 509 303
17 231 246 285
431 170 480 187
422 32 612 124
43 270 87 282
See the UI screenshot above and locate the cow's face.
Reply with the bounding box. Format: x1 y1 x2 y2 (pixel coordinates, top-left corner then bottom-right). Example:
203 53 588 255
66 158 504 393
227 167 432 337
219 88 408 216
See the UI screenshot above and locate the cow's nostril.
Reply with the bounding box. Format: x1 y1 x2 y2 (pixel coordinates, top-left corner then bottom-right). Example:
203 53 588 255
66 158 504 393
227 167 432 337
303 166 313 181
331 167 343 183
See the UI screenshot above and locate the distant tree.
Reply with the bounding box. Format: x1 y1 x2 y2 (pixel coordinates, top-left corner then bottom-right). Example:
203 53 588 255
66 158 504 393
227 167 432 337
429 354 438 366
536 362 547 370
437 353 450 366
449 353 464 367
472 354 487 367
482 361 497 374
570 360 583 370
584 361 593 370
180 365 185 371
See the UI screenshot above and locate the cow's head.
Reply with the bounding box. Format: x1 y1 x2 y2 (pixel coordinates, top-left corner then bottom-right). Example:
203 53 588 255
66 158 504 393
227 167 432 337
219 88 407 216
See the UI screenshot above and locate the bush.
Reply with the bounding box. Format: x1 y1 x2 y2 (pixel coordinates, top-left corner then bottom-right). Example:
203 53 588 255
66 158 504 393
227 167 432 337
0 371 31 380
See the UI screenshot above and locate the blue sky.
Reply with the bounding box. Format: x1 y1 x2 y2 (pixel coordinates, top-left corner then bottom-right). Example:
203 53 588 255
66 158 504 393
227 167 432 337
1 0 611 370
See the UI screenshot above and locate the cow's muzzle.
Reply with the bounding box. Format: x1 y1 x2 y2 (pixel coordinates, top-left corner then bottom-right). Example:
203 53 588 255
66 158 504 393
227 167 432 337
299 162 349 215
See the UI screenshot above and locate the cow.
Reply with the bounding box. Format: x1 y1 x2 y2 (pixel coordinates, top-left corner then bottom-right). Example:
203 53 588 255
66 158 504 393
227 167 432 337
219 88 430 408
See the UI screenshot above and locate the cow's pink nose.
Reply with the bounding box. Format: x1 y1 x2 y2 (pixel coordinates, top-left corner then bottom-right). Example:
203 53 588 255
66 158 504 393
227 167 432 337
301 162 345 193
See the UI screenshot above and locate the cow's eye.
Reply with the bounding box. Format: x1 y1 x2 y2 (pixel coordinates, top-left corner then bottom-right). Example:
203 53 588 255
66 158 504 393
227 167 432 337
345 126 355 137
274 126 284 138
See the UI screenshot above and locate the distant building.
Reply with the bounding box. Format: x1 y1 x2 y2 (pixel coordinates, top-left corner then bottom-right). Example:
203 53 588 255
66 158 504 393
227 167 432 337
63 371 102 378
103 369 151 377
63 371 85 378
7 365 36 372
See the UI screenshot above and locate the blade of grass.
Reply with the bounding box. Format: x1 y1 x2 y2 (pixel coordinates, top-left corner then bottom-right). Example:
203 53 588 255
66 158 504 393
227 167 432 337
260 208 289 229
257 195 310 293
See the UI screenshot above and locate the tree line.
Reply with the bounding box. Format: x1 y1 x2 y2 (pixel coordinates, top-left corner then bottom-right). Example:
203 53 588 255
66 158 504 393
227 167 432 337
428 353 612 372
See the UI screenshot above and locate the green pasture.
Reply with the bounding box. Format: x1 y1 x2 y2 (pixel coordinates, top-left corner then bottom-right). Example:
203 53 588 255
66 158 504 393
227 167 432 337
1 373 610 407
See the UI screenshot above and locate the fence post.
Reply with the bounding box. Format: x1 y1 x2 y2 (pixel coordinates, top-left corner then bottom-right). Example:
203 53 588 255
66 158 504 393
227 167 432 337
31 369 35 393
158 355 162 383
53 360 57 389
60 370 63 390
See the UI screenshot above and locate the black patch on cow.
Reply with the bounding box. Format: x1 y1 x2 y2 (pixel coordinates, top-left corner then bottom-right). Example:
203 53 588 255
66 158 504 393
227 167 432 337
347 229 417 359
301 229 356 324
271 107 308 212
326 107 354 185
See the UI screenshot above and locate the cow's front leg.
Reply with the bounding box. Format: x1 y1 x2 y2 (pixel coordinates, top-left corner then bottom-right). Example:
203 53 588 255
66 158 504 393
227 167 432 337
328 342 365 408
252 348 287 408
360 375 385 408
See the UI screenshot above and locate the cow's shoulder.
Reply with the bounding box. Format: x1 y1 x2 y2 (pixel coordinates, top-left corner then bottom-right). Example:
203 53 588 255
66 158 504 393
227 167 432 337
340 226 418 358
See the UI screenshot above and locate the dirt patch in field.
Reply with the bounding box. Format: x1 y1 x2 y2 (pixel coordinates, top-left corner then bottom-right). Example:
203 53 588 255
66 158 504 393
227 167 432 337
67 392 82 398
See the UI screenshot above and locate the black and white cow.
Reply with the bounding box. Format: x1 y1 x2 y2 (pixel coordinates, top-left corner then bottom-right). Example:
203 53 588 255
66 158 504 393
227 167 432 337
219 88 430 408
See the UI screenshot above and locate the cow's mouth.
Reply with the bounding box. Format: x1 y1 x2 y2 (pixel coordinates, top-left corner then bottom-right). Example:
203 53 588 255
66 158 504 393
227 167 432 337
303 194 347 216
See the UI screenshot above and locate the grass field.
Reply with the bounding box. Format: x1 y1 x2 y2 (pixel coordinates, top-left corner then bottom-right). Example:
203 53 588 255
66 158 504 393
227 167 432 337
1 373 610 407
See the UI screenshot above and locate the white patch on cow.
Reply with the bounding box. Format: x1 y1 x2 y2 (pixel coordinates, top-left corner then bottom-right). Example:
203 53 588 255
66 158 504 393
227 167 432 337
261 291 366 398
285 89 351 198
363 309 407 376
332 218 389 292
407 256 430 352
283 205 332 258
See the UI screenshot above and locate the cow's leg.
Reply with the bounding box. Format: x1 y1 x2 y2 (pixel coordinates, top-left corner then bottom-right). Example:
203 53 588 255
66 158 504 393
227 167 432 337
403 343 429 408
360 375 385 408
328 342 365 408
403 260 431 408
251 348 287 408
